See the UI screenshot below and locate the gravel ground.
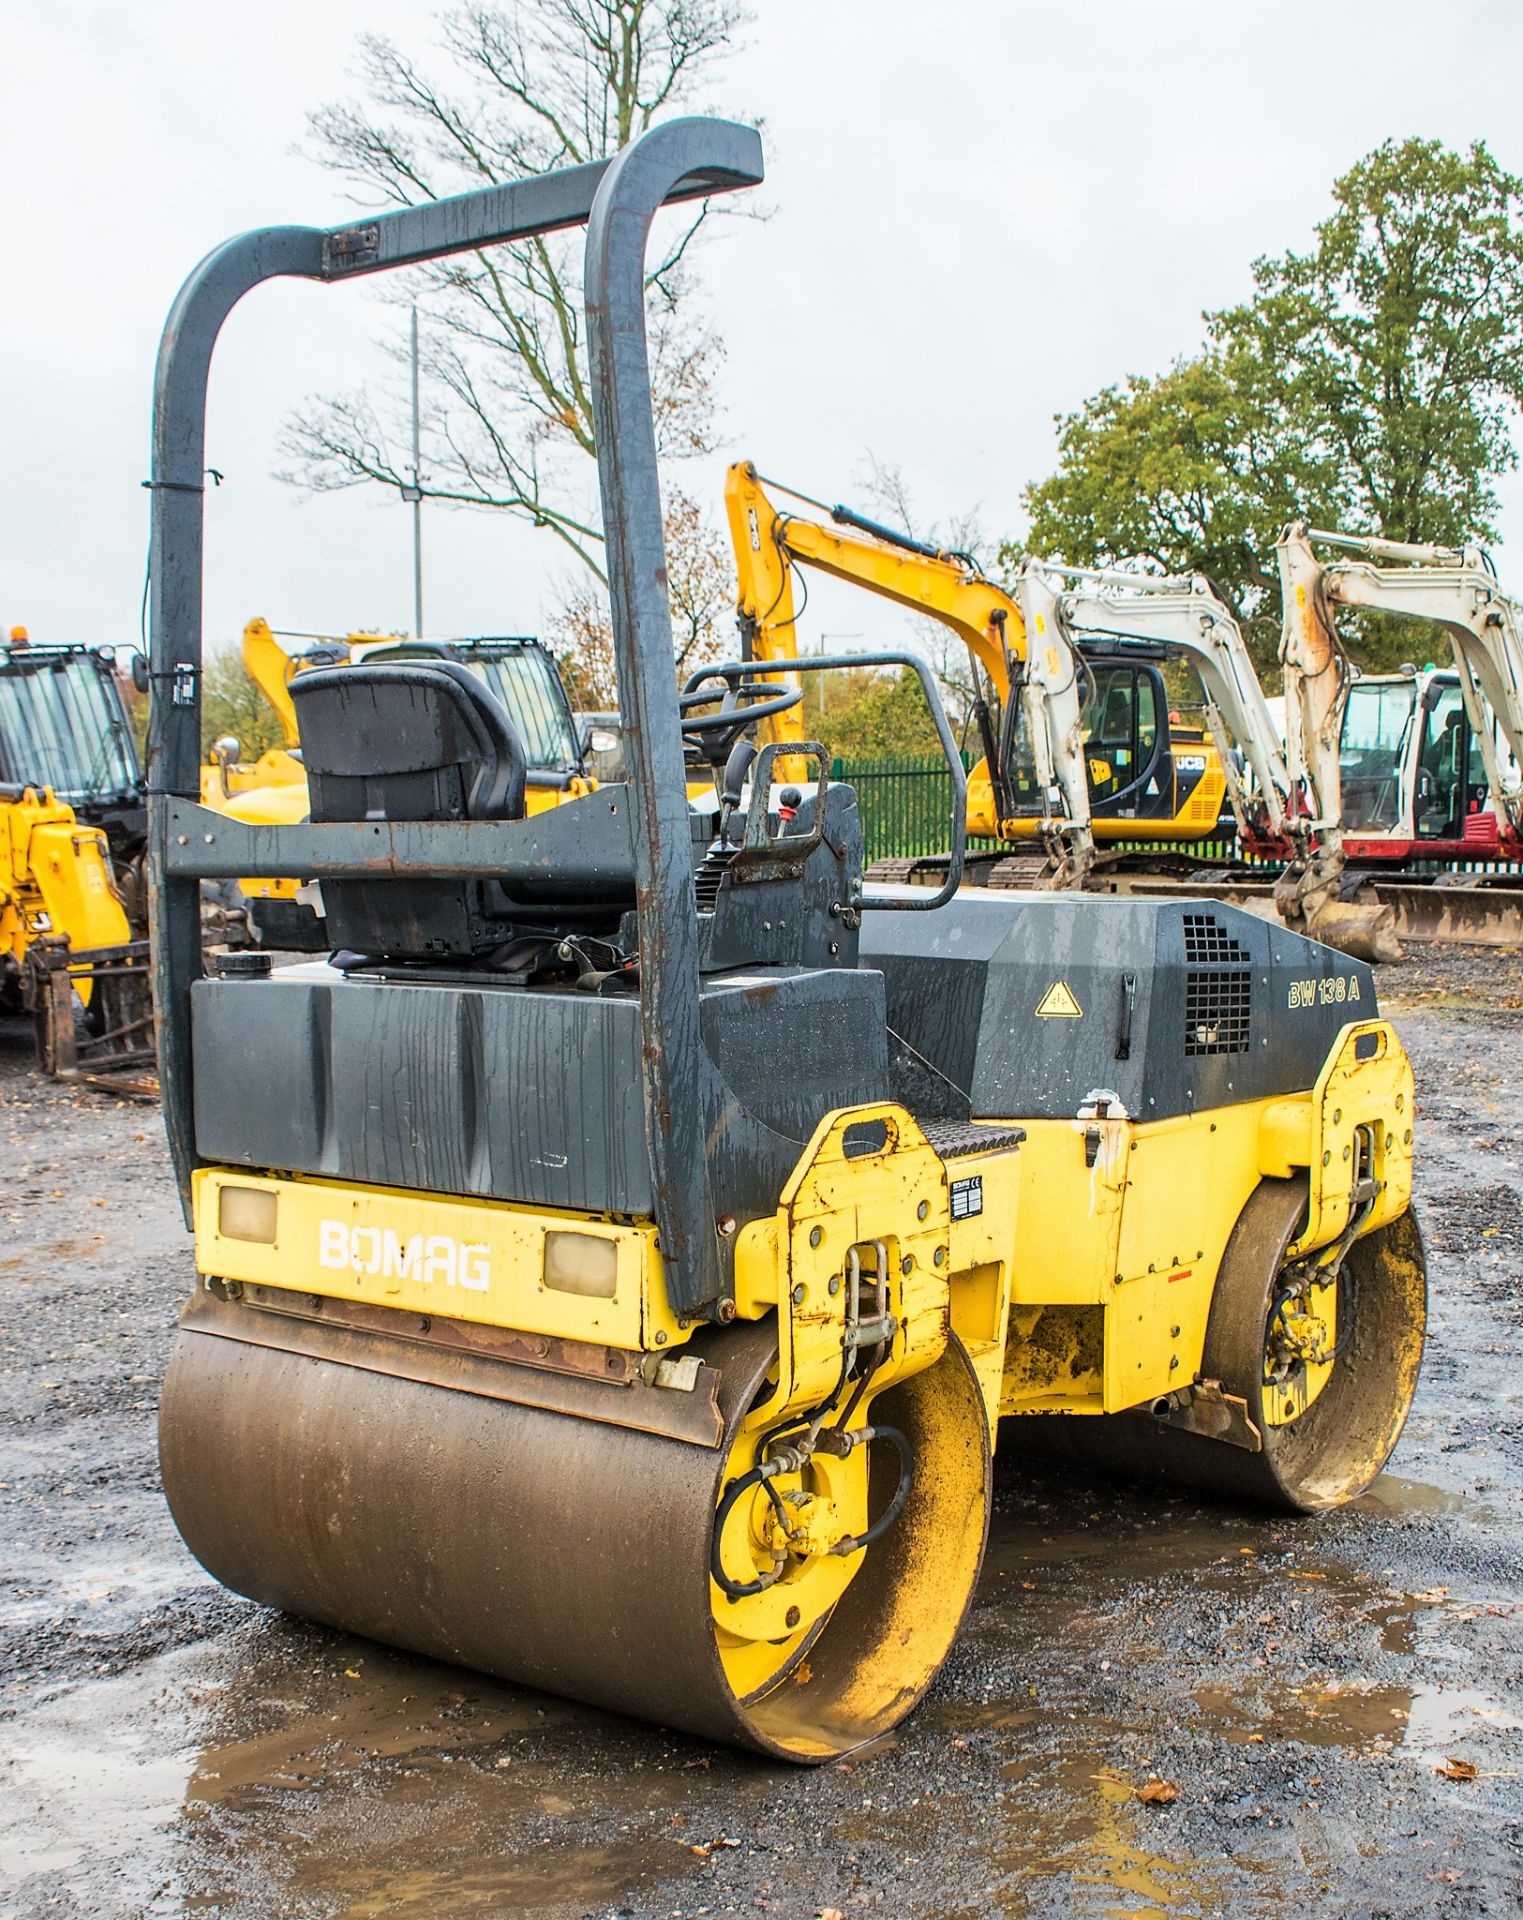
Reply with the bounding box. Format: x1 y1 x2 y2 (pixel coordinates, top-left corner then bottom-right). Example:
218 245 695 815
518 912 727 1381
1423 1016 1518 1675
1 945 1520 1919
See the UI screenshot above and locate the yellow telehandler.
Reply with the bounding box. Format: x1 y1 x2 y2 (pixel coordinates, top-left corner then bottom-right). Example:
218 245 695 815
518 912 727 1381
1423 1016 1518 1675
0 630 154 1078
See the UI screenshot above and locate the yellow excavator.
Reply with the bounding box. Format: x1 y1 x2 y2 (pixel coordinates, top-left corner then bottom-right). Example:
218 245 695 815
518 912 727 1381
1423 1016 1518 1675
725 463 1233 886
726 468 1401 961
203 617 596 948
150 122 1427 1765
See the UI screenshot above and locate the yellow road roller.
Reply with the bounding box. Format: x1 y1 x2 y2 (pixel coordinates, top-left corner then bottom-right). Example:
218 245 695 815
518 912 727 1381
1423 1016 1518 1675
147 119 1426 1763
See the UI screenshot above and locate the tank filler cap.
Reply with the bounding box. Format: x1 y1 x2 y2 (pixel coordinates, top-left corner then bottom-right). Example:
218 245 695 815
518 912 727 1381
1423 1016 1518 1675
215 949 273 979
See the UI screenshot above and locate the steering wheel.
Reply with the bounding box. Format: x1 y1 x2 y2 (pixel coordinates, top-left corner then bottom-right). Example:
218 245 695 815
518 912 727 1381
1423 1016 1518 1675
678 676 802 760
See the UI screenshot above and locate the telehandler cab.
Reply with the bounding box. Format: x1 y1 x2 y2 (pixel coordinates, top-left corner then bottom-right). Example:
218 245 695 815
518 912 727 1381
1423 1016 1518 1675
0 632 154 1078
151 119 1427 1761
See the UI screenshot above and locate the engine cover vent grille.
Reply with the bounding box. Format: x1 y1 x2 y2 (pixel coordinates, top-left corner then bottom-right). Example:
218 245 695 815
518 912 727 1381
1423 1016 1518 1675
1182 912 1252 1055
1183 912 1247 967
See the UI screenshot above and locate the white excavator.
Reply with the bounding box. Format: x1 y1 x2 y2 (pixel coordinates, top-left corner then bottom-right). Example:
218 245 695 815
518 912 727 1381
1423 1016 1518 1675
1278 525 1523 861
1013 560 1400 960
1271 525 1523 946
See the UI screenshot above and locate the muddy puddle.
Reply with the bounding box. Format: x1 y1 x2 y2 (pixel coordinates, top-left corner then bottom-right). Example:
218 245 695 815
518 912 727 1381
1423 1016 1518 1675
1192 1681 1519 1760
4 1625 727 1917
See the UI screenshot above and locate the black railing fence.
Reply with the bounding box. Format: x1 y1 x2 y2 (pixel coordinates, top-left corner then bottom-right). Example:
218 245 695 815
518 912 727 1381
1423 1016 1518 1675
832 751 1523 876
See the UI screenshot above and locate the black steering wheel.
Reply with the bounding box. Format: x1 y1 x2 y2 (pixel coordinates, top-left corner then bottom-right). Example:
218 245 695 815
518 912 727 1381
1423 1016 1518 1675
678 675 802 760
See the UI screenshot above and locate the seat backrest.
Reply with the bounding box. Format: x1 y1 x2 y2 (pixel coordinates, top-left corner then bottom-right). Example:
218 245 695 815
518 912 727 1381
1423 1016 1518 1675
289 661 529 958
292 660 528 825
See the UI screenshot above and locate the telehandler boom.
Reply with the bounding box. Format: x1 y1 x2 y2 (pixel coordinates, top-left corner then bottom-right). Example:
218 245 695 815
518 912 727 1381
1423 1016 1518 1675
150 119 1427 1762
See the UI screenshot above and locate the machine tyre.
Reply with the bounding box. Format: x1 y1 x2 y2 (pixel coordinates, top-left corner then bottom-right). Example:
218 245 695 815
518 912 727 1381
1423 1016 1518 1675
1190 1176 1426 1510
1004 1177 1426 1513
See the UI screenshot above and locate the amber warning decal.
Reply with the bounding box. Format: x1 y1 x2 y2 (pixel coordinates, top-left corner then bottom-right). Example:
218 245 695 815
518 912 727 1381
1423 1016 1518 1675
1035 981 1083 1019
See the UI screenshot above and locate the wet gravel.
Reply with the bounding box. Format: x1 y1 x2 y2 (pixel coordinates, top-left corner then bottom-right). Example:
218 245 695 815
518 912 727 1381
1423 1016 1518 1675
1 946 1521 1919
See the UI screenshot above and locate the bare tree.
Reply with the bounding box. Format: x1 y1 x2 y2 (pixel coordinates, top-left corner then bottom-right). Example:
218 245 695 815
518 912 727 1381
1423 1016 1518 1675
283 2 750 581
550 487 733 705
856 454 992 725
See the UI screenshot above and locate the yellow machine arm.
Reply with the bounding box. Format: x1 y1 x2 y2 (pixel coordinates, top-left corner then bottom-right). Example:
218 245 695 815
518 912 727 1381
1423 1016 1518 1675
241 617 303 749
723 463 1095 866
726 463 1017 693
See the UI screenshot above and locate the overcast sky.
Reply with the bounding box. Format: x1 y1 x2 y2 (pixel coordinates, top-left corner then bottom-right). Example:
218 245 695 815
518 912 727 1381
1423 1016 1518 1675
8 0 1523 666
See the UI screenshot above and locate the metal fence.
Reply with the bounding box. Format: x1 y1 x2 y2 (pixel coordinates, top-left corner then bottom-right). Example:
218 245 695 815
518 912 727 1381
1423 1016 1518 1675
830 752 982 865
833 751 1523 876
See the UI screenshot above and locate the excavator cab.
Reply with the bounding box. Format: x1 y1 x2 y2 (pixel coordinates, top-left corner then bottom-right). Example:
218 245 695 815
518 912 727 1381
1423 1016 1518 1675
1415 677 1488 843
1338 666 1512 859
1083 659 1156 802
1002 646 1217 829
1338 673 1416 832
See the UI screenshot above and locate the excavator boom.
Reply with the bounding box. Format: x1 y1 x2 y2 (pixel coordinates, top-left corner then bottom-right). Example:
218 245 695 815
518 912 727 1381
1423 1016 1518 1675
1018 563 1298 845
725 463 1096 873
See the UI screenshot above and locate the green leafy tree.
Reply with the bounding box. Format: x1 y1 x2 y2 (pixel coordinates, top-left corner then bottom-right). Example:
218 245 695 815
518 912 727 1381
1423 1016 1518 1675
1020 139 1523 670
1019 352 1338 657
825 667 941 760
201 647 290 762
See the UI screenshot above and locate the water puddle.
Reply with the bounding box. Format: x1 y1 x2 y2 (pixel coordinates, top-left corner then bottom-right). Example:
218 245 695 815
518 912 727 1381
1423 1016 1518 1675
1193 1680 1518 1761
7 1454 1517 1915
3 1652 194 1883
1355 1474 1502 1526
2 1623 731 1917
990 1751 1262 1918
3 1531 188 1629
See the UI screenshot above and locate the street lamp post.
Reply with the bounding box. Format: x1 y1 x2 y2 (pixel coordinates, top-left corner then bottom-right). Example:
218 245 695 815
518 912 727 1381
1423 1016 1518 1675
816 633 865 726
398 305 425 637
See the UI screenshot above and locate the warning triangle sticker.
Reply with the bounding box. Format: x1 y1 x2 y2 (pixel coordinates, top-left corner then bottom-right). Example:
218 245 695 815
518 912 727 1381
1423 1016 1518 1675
1035 980 1083 1019
1145 777 1159 795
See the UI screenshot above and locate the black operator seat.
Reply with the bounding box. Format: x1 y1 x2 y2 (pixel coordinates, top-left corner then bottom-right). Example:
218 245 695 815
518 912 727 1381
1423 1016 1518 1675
289 660 529 960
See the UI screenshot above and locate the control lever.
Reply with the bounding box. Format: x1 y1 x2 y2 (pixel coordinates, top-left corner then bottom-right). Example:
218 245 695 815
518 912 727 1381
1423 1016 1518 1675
720 738 757 835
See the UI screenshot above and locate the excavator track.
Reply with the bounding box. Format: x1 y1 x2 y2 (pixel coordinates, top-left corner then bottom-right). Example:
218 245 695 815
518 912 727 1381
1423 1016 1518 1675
1118 872 1523 950
159 1291 991 1762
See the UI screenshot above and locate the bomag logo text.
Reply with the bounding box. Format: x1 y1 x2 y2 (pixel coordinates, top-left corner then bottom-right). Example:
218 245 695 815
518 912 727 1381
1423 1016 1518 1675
318 1220 491 1292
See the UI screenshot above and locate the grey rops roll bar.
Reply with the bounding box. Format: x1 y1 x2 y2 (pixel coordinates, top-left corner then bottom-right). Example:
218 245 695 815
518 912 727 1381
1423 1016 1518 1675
147 118 763 1313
